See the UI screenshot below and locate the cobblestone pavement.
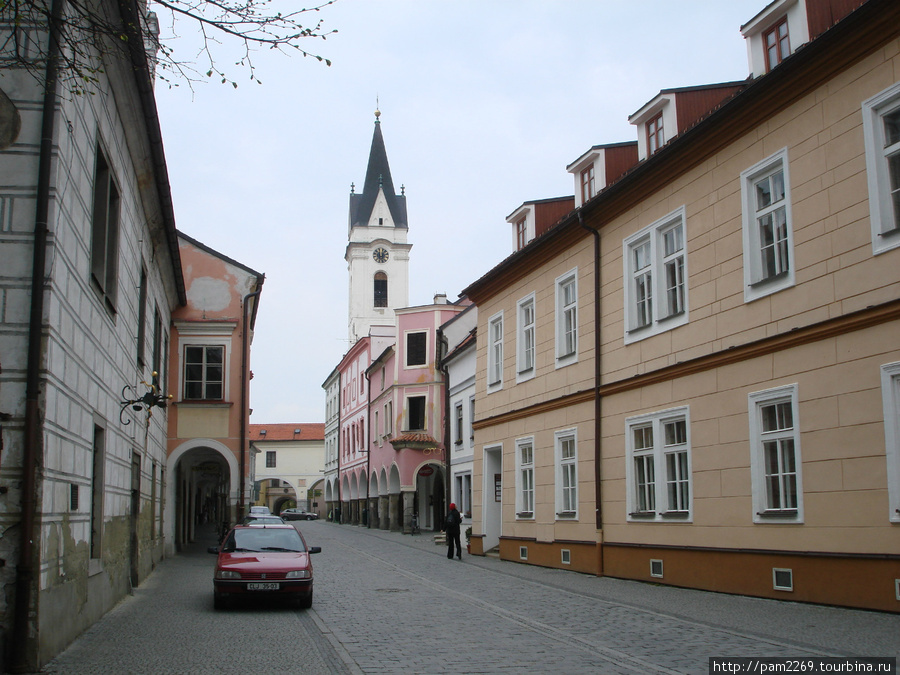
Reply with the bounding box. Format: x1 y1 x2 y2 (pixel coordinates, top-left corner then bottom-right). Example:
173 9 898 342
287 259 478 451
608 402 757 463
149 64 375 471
43 521 899 674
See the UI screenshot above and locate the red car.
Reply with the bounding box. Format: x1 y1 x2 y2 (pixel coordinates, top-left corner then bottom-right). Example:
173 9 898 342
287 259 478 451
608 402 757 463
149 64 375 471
208 524 321 609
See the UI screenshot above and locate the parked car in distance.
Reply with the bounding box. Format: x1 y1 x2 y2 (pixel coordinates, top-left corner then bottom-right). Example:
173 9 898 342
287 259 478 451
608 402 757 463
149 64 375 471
248 505 271 515
208 524 321 609
240 515 285 526
280 508 318 521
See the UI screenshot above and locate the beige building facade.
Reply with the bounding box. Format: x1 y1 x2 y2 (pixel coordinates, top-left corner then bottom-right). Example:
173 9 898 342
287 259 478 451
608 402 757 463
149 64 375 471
466 0 900 612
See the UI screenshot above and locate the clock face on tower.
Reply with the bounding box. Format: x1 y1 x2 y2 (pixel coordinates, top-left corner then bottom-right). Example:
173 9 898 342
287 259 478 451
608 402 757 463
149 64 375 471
373 247 389 264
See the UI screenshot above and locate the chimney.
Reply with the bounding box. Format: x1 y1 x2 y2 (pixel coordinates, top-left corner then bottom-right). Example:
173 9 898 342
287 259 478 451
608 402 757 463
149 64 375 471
434 293 448 305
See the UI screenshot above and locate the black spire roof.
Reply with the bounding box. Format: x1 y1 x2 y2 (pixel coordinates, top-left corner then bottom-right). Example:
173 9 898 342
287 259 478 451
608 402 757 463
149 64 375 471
349 114 408 231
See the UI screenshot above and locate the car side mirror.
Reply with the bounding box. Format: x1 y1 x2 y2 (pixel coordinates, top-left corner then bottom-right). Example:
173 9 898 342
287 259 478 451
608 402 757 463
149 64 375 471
309 546 322 554
207 546 220 554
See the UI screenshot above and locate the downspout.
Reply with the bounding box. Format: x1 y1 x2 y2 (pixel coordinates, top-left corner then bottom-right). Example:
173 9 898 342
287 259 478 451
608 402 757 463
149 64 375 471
365 369 371 528
578 212 603 549
437 328 451 514
240 289 261 521
11 0 64 670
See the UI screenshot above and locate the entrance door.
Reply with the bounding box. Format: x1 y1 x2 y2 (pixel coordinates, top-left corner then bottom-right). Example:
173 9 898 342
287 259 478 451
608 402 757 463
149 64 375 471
130 451 141 588
483 446 502 552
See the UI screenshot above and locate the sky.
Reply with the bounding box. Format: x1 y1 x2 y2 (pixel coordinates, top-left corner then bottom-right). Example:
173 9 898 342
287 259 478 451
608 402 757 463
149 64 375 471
153 0 766 424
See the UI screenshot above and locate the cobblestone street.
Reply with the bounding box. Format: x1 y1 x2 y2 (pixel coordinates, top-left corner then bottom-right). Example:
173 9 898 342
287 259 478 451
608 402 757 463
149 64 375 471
43 521 900 674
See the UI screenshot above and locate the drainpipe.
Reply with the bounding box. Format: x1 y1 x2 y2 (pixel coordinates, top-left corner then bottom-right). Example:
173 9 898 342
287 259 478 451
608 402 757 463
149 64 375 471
437 328 451 514
365 368 371 528
240 289 261 522
11 0 64 670
578 212 603 540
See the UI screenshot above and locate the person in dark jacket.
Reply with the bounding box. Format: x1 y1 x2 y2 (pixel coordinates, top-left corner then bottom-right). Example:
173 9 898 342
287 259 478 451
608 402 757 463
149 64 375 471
445 502 462 560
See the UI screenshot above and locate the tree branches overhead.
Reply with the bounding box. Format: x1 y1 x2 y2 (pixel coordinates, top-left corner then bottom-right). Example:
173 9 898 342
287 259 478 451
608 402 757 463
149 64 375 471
0 0 338 94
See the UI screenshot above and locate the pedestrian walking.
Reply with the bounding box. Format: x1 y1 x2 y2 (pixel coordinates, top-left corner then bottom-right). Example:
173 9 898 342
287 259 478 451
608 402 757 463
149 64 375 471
444 502 462 560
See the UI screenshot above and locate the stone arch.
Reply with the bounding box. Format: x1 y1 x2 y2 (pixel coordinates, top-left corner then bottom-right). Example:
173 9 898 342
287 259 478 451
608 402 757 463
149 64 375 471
166 438 238 556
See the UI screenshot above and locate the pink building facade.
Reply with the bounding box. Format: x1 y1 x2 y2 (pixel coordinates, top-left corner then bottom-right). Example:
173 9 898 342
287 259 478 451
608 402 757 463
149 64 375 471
366 299 469 532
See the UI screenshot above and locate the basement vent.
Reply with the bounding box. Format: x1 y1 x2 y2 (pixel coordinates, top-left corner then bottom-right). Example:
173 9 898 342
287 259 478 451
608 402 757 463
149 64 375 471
650 559 664 578
519 546 528 561
561 549 571 565
70 484 79 511
773 568 793 591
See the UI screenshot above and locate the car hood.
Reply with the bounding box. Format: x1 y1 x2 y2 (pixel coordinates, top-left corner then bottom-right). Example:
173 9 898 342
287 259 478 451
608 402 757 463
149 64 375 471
217 551 310 572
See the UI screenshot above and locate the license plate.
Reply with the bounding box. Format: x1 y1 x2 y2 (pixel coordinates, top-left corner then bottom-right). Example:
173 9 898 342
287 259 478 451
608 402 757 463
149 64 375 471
247 582 279 591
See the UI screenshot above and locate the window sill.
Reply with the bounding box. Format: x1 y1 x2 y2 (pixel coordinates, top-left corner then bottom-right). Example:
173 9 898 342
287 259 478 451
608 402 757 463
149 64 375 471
749 270 789 289
555 512 576 519
657 310 685 324
756 509 799 519
515 512 534 519
628 511 656 518
660 510 689 519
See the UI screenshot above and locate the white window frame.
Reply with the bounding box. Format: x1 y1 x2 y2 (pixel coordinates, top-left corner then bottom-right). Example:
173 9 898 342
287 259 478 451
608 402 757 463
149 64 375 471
749 384 803 523
625 406 692 522
623 206 689 343
516 293 536 382
862 82 900 255
741 148 795 302
515 437 535 519
469 396 475 445
384 400 393 436
487 311 504 393
454 472 472 519
881 362 900 523
454 402 464 447
555 268 578 368
405 330 428 369
554 429 578 520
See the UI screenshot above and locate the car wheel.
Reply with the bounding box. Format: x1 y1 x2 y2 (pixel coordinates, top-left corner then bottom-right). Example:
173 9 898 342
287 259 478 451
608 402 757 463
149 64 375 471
297 592 313 609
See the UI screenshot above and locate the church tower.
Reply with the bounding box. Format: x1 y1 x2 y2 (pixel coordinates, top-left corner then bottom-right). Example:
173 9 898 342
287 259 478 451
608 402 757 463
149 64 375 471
346 110 411 343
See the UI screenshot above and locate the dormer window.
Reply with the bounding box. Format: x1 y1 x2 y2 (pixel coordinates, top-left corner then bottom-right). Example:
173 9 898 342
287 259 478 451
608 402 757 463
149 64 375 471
764 18 790 71
516 218 527 250
580 165 595 203
647 113 664 155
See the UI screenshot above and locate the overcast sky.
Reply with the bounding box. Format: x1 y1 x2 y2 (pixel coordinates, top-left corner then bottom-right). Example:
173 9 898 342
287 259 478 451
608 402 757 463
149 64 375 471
154 0 765 424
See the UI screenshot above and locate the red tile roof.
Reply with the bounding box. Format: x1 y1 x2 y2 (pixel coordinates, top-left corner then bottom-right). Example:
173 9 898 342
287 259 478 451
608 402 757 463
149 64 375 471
249 423 325 441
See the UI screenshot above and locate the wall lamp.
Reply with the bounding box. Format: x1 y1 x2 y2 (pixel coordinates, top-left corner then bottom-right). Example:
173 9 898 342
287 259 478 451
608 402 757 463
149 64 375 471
119 373 172 425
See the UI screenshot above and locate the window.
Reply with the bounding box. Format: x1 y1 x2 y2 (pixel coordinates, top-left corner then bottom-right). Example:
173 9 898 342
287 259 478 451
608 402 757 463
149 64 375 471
625 407 691 521
469 396 475 442
487 312 503 391
374 272 388 308
647 113 664 155
516 294 535 380
555 269 577 366
183 345 224 400
137 267 147 367
581 165 596 202
862 81 900 254
90 145 120 311
454 402 463 446
623 207 688 341
407 395 426 431
555 430 577 519
455 473 472 518
515 438 534 518
406 331 427 367
880 362 900 523
516 218 527 251
384 401 393 435
741 148 794 301
764 18 790 71
265 451 276 468
749 385 802 523
152 308 163 391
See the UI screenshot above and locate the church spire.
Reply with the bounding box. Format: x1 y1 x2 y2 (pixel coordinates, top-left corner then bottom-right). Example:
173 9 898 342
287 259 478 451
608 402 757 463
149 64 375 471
348 110 407 232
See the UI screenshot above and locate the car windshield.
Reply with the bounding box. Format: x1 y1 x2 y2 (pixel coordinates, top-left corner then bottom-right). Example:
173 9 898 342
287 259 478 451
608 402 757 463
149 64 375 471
224 528 306 553
241 516 283 525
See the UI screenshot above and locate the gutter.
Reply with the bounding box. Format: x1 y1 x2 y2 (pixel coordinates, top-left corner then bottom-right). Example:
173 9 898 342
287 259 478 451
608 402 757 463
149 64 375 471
12 0 65 670
240 287 263 520
577 212 603 552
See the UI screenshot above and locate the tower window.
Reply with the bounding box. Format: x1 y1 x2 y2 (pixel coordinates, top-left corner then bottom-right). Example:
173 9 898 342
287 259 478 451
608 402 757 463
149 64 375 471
374 272 387 308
